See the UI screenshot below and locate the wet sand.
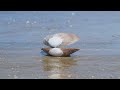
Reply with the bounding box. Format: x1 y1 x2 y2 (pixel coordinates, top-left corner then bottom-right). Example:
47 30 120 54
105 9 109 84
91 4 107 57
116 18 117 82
0 47 120 79
1 11 120 79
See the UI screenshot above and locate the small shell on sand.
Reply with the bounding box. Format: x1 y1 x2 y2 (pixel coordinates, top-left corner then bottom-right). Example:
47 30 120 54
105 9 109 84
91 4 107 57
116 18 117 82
41 48 80 57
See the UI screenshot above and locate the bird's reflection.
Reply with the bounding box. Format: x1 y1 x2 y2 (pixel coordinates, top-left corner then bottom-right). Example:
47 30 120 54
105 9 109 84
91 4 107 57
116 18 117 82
42 56 77 79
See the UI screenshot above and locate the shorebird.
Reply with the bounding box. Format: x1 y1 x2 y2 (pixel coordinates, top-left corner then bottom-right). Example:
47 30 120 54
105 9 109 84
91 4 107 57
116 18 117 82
42 33 80 57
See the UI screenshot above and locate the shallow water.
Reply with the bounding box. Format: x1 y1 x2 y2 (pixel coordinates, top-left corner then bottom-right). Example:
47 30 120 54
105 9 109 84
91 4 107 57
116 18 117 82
0 11 120 79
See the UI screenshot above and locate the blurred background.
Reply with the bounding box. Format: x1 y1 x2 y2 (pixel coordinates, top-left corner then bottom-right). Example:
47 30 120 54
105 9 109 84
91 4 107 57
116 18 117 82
0 11 120 79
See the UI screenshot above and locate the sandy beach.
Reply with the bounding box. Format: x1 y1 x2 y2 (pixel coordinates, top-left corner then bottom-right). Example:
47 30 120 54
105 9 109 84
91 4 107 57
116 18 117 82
0 11 120 79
